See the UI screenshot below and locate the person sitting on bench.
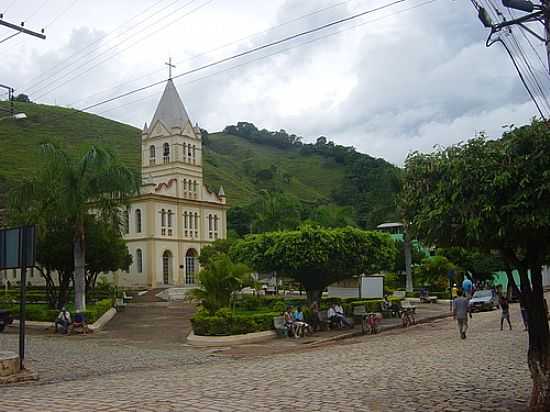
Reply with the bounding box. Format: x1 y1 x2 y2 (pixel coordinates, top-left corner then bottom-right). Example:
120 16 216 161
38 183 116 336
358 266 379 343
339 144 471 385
55 307 71 335
72 311 87 332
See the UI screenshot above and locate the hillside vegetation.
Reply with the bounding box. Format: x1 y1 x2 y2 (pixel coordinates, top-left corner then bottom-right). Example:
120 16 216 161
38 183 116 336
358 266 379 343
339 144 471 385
0 102 400 228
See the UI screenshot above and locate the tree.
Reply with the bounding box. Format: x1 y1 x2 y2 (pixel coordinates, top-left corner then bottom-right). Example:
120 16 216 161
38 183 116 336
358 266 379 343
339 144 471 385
198 238 234 268
401 119 550 410
249 190 302 233
413 256 456 290
189 255 252 315
85 221 132 291
437 247 505 283
307 205 357 228
230 225 397 304
13 93 30 103
9 144 138 311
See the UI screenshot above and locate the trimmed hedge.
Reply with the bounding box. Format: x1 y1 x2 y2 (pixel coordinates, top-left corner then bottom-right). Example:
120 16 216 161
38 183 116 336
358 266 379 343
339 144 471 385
4 298 113 323
191 309 279 336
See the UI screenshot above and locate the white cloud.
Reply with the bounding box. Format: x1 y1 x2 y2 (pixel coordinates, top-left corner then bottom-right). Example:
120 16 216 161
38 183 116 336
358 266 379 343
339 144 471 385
1 0 545 165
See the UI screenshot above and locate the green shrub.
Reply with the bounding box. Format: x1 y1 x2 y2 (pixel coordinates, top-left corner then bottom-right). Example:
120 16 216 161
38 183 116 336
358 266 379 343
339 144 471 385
191 309 279 336
271 301 286 314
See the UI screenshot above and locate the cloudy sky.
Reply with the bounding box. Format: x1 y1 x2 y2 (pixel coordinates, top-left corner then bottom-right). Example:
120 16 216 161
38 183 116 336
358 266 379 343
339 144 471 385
0 0 546 164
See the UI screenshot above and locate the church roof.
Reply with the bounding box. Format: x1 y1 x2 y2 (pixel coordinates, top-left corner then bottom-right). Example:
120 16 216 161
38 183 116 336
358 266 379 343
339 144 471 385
150 79 190 130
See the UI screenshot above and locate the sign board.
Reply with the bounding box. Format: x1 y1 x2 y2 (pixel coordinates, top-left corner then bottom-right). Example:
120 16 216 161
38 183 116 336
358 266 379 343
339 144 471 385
0 226 36 270
360 275 384 299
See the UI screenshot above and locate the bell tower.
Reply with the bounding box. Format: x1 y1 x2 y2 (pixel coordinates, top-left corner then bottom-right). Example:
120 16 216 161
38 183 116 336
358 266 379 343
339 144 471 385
141 79 203 199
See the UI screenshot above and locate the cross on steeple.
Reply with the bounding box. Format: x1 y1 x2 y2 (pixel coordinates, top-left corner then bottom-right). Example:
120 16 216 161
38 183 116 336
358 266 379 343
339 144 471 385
165 57 176 79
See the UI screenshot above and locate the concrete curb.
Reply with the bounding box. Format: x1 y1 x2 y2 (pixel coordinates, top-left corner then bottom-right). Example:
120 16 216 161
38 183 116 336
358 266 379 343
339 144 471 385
187 330 277 347
88 308 117 332
307 312 453 347
9 307 118 332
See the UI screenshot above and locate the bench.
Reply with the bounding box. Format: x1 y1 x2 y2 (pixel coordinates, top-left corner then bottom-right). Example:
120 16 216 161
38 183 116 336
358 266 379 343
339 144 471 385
273 316 288 337
318 310 333 330
419 293 438 303
115 297 127 311
379 302 400 318
122 292 134 303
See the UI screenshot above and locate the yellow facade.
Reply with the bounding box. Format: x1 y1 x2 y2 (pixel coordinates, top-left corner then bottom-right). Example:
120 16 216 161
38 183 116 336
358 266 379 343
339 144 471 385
118 79 227 288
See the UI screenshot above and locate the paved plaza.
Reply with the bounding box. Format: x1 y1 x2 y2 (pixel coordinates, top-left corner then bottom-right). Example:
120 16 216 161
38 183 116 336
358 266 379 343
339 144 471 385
0 305 532 411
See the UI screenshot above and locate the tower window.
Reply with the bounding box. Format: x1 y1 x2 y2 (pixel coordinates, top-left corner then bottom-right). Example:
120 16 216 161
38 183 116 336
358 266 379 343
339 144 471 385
136 249 143 273
163 143 170 163
149 145 156 165
161 209 166 227
135 209 142 233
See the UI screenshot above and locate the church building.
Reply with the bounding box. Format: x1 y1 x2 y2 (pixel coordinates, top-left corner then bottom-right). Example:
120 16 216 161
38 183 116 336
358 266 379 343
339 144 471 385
116 79 227 288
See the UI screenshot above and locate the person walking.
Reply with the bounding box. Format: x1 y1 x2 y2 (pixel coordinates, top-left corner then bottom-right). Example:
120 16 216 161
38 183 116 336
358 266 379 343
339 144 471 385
451 283 459 299
462 277 473 298
499 295 512 331
453 289 471 339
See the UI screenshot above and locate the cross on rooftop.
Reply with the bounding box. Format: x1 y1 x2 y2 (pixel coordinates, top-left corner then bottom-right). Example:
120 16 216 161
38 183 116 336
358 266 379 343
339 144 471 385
165 57 176 79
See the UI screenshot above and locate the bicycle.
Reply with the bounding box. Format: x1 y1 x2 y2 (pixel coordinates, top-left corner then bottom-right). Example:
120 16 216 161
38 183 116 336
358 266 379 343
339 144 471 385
401 308 416 328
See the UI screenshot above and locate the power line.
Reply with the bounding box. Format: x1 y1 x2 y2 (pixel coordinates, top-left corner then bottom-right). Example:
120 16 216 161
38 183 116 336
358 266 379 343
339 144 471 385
23 0 49 24
69 0 369 108
0 30 20 45
30 0 212 99
44 0 80 28
94 0 439 118
78 0 413 113
22 0 182 91
3 0 17 13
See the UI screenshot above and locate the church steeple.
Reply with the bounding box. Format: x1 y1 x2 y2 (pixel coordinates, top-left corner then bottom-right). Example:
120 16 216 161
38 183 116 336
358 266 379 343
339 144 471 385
149 79 190 131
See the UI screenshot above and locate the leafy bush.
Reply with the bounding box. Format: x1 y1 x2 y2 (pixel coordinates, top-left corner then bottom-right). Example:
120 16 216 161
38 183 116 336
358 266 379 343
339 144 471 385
271 300 287 314
189 255 252 315
191 310 279 336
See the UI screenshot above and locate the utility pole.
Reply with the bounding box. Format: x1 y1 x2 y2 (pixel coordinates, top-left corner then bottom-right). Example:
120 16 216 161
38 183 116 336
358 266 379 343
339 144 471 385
0 13 46 42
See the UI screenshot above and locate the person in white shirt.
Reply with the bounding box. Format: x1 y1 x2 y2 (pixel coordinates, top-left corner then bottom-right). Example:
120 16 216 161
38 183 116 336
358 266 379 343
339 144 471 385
55 307 71 334
330 304 353 328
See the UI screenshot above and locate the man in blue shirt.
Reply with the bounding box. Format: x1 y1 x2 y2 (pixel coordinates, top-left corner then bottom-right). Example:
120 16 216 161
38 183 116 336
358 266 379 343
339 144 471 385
462 277 473 298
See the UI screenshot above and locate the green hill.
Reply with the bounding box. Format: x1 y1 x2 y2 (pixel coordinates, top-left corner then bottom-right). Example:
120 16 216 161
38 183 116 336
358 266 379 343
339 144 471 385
0 101 400 228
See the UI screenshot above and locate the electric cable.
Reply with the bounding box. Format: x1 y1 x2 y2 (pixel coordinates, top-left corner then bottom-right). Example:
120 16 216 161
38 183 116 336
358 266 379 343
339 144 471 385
0 31 20 45
76 0 415 114
94 0 439 118
23 0 49 23
69 0 370 108
22 0 183 91
3 0 17 13
44 0 80 28
30 0 212 100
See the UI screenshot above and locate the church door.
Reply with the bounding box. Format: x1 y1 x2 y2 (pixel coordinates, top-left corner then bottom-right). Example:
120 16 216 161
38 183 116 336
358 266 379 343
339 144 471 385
162 250 172 285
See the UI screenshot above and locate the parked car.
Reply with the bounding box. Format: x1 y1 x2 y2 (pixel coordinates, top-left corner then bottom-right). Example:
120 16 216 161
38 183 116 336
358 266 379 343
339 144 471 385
0 309 14 332
469 290 497 312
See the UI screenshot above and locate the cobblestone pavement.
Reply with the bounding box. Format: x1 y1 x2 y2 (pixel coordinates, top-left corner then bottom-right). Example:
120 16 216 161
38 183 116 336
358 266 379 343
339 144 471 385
0 305 532 411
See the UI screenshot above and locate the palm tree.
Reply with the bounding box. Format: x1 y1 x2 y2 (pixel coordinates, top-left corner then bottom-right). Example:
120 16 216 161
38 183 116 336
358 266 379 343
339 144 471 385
189 255 252 315
9 143 138 311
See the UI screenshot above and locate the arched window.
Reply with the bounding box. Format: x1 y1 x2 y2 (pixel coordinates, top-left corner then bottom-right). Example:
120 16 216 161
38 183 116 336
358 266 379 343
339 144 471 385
167 210 173 227
189 212 193 229
183 143 187 161
135 209 142 233
183 178 187 191
136 249 143 273
161 208 166 227
122 209 129 234
163 142 170 163
149 145 156 165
